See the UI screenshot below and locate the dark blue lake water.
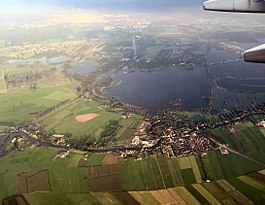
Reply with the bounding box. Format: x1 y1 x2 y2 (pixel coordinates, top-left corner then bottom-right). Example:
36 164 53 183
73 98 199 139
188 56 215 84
104 67 211 110
104 51 265 110
217 78 265 93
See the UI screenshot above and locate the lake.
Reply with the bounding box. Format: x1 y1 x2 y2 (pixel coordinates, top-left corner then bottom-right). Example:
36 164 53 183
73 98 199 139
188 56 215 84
104 67 211 110
217 78 265 93
103 55 265 111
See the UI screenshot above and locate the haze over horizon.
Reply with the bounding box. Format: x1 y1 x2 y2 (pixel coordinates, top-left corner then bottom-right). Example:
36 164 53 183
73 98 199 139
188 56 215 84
0 0 204 11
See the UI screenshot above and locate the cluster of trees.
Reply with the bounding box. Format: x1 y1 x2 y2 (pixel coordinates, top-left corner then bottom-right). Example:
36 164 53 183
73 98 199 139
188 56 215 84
40 99 71 116
100 120 119 138
56 120 120 149
68 134 96 150
5 67 56 88
97 120 119 146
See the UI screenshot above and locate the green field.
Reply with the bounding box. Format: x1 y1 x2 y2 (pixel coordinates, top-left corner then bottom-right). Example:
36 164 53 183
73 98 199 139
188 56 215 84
24 193 101 205
238 175 265 192
192 184 222 205
118 156 204 191
203 150 264 180
0 71 5 93
227 178 265 205
0 147 88 201
259 128 265 136
175 186 201 205
202 182 237 205
0 125 8 131
41 98 143 139
211 126 265 164
1 146 265 204
0 64 53 75
78 154 105 167
185 185 211 205
0 85 76 125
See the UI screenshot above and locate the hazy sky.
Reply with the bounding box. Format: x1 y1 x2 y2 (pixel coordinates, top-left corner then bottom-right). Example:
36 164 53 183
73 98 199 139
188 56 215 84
0 0 204 10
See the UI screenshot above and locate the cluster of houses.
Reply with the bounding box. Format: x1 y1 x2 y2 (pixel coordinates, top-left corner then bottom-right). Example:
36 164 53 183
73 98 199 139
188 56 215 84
160 131 215 158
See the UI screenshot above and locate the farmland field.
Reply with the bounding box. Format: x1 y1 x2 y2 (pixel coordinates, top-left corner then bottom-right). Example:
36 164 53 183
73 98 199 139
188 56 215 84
215 180 255 205
92 192 122 205
0 125 8 131
119 128 137 141
41 98 143 139
102 153 119 165
78 154 105 167
87 164 123 192
238 175 265 192
119 156 203 191
129 191 160 205
185 185 211 205
192 184 222 205
247 172 265 183
16 173 28 194
24 193 101 205
202 182 237 205
203 150 264 180
119 158 164 190
0 70 5 93
2 195 28 205
175 187 200 205
259 128 265 136
181 169 197 185
227 178 265 205
111 192 139 205
0 85 76 125
211 126 265 164
27 171 51 193
1 146 265 204
0 147 89 201
150 189 188 205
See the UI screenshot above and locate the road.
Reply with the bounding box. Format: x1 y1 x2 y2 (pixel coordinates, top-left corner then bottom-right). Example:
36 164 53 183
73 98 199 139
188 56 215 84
204 133 265 167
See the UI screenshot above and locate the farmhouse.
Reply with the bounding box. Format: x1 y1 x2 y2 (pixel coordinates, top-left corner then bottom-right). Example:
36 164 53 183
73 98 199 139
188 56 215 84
257 120 265 128
50 134 66 145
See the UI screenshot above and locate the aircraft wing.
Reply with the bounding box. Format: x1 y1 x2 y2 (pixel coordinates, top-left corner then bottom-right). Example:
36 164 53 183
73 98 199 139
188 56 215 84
203 0 265 63
203 0 265 13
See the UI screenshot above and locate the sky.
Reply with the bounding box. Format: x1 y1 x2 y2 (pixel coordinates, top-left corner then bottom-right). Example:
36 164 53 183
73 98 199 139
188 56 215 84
0 0 207 24
0 0 204 10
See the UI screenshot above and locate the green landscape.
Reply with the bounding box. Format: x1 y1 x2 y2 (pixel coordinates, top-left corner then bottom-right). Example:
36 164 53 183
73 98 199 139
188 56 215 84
0 84 77 126
1 136 265 205
41 98 143 140
1 1 265 204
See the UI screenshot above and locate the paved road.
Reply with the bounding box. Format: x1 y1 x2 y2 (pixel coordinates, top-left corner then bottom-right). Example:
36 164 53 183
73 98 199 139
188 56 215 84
204 133 265 167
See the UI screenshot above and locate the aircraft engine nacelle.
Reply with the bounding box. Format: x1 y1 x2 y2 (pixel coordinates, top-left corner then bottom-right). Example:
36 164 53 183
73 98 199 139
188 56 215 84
203 0 265 13
244 44 265 63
